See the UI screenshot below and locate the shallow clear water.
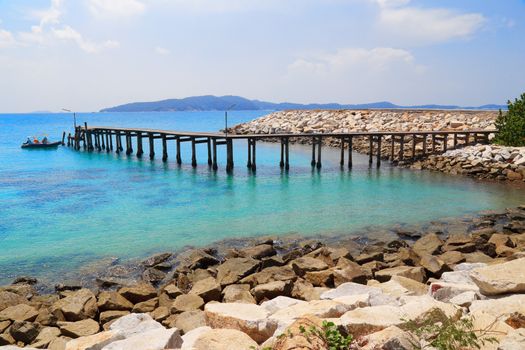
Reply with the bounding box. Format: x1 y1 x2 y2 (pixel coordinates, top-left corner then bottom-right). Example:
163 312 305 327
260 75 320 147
0 111 523 284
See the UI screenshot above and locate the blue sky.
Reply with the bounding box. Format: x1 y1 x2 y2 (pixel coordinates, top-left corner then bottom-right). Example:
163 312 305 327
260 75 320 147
0 0 523 112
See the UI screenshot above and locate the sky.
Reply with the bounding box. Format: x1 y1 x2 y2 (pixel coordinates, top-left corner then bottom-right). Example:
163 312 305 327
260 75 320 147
0 0 524 112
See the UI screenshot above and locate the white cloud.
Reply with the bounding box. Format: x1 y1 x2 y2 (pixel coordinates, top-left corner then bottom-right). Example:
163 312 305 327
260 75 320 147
88 0 146 18
288 47 421 75
53 25 119 53
370 0 485 44
0 28 16 48
155 46 169 55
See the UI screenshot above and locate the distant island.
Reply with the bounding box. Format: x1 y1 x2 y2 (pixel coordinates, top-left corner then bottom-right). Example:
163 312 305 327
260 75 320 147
100 95 506 112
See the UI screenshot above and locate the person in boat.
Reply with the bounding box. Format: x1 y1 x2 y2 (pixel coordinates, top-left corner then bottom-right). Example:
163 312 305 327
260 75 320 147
42 136 48 144
26 137 33 145
33 137 40 144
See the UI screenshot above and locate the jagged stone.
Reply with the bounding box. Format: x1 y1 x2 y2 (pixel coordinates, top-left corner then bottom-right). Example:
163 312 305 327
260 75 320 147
204 302 276 343
221 284 256 304
216 258 260 286
142 252 172 267
0 291 28 312
170 294 204 313
102 328 182 350
64 330 124 350
99 310 130 325
174 310 206 334
117 284 157 304
108 313 165 338
51 289 97 322
181 327 258 350
189 277 221 302
375 265 426 283
9 321 42 344
96 292 133 312
240 266 296 287
252 281 293 303
59 319 99 338
240 244 276 260
0 304 39 322
470 258 525 295
131 298 158 313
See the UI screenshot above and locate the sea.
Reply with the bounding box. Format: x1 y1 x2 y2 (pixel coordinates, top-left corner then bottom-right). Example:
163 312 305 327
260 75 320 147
0 111 523 285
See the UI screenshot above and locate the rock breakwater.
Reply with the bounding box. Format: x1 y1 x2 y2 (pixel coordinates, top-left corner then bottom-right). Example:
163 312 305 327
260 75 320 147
1 205 524 349
411 145 525 182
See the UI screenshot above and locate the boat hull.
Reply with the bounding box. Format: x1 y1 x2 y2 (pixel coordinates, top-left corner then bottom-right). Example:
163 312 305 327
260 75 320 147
21 142 61 149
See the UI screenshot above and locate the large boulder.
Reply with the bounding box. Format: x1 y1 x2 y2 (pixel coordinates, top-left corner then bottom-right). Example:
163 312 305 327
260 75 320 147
252 281 293 303
108 313 165 338
413 233 443 256
359 325 415 350
188 277 221 302
240 266 296 287
142 252 172 268
375 266 426 283
470 258 525 295
59 319 100 338
9 321 41 344
261 296 306 314
188 250 220 270
102 328 182 350
204 302 277 343
30 326 61 348
269 299 350 333
291 257 329 276
174 310 206 334
221 284 256 304
170 294 204 314
0 304 38 322
64 330 124 350
272 316 326 350
181 327 258 350
97 292 133 311
469 295 525 319
0 291 27 312
216 258 260 286
240 244 276 260
340 305 404 337
51 289 98 322
117 284 157 304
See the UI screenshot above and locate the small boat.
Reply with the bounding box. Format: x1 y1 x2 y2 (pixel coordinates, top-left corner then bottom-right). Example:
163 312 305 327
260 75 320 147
21 141 61 149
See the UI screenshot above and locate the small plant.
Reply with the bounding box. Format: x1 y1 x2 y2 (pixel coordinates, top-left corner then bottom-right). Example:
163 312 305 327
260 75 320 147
258 320 353 350
493 92 525 146
403 309 499 350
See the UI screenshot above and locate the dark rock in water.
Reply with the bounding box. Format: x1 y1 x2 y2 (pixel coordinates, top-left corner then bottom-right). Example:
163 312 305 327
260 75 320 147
504 220 525 233
386 240 409 251
142 268 166 285
118 284 157 304
55 282 82 292
261 256 285 269
152 262 173 271
240 244 276 260
95 277 128 290
188 250 220 270
12 276 37 286
355 252 384 265
142 253 173 268
394 229 422 240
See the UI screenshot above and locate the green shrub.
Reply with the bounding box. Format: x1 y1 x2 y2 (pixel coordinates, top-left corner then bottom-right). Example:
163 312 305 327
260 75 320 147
403 309 499 350
493 93 525 146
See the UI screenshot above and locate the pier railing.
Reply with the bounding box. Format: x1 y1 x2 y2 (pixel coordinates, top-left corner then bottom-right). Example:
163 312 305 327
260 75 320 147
67 124 495 172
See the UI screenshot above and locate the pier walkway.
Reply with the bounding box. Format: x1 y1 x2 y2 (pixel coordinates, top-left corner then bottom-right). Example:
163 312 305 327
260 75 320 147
66 124 495 172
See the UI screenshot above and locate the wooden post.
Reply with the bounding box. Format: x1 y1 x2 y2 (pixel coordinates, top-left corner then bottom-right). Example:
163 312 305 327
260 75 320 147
226 139 234 172
474 133 479 144
247 139 252 168
191 137 197 167
109 131 113 151
105 131 109 153
412 134 416 160
212 138 218 170
252 139 257 171
368 135 373 166
280 138 285 168
340 138 345 167
95 132 100 151
62 131 66 146
399 135 405 161
348 136 353 169
465 132 470 146
453 133 458 149
207 137 212 166
162 134 168 162
285 137 290 170
126 133 132 154
101 131 106 150
115 132 120 154
67 133 71 147
431 134 436 154
391 135 395 160
376 135 381 167
137 133 143 157
149 133 155 160
422 134 427 156
83 123 88 149
443 134 448 152
176 137 182 165
311 139 316 167
316 137 322 169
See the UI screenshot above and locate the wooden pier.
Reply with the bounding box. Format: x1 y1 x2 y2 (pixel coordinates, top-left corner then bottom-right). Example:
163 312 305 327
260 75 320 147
67 124 495 172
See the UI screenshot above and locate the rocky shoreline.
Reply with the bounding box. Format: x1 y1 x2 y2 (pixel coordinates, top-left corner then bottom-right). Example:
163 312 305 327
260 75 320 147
1 205 524 349
231 109 525 182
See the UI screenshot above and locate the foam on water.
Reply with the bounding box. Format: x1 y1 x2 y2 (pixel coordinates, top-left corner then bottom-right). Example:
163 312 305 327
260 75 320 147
0 111 523 284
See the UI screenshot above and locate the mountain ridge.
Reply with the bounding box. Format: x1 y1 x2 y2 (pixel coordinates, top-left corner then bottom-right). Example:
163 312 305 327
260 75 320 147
100 95 506 112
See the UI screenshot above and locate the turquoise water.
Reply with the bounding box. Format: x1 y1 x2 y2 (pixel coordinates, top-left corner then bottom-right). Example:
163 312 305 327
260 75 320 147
0 111 523 285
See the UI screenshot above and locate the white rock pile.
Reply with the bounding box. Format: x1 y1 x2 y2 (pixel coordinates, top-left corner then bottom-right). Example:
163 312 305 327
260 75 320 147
412 145 525 181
